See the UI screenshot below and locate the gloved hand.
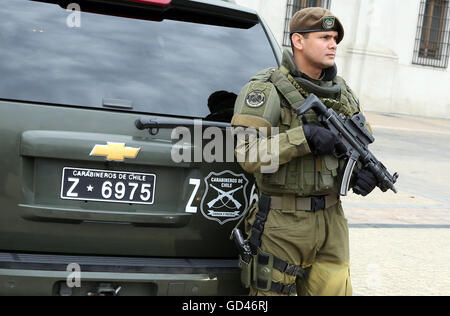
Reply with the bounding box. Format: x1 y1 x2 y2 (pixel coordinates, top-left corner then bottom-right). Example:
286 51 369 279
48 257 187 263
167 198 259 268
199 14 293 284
352 168 377 196
303 124 346 156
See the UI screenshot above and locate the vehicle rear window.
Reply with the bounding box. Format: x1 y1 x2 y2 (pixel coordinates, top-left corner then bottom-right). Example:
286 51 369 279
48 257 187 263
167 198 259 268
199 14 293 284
0 0 278 119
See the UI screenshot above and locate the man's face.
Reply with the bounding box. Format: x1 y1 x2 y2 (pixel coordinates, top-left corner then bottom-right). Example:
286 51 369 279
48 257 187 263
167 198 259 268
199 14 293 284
296 31 339 70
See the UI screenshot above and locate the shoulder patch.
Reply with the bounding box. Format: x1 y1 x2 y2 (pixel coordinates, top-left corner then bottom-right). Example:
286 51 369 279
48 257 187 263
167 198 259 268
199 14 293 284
234 80 281 128
245 90 266 108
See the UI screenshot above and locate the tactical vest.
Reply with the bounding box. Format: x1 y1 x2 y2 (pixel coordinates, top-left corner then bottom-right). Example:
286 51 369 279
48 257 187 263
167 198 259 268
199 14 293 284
252 66 361 197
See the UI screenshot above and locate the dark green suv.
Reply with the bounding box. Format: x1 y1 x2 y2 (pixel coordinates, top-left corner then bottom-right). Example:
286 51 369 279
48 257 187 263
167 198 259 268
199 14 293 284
0 0 281 295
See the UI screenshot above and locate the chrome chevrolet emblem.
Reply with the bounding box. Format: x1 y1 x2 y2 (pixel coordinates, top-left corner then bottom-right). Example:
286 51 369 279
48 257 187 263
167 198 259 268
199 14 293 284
90 142 140 161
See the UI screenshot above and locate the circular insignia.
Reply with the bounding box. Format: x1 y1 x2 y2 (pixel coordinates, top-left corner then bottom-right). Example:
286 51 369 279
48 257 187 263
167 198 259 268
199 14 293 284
245 90 266 108
323 17 335 30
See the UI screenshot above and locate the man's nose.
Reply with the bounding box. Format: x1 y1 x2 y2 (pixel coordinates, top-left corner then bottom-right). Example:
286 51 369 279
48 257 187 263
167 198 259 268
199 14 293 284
329 39 337 50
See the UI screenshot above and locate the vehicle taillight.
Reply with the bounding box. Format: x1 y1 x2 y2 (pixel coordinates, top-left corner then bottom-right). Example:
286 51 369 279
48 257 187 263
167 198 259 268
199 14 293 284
128 0 172 5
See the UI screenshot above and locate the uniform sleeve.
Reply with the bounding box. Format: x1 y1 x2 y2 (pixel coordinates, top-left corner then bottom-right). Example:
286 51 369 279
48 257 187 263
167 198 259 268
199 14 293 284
231 80 311 174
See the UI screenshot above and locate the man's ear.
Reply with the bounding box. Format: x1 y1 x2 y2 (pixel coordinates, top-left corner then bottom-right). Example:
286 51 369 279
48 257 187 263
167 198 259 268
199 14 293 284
291 33 304 51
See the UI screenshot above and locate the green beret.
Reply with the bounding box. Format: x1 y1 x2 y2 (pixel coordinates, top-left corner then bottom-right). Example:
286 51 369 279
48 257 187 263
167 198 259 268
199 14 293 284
290 7 344 44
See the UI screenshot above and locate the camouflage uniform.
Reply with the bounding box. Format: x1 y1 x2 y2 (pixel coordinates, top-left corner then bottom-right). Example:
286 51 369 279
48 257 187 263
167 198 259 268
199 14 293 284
232 45 368 295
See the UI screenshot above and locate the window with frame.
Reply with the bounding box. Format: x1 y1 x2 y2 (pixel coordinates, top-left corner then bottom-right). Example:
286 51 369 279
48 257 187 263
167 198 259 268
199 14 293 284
413 0 450 68
283 0 331 47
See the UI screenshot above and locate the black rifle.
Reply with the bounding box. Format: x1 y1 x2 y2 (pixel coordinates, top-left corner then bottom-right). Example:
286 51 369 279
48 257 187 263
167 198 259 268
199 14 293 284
296 93 399 196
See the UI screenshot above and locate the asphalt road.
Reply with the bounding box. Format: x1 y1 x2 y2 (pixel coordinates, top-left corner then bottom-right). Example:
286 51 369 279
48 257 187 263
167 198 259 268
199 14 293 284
341 112 450 296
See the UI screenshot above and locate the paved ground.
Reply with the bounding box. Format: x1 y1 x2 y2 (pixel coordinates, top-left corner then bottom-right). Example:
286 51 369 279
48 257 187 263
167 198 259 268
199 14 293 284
340 112 450 296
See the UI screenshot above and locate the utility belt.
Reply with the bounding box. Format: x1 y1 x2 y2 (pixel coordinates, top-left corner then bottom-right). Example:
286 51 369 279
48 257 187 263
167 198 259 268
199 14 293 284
235 193 339 295
269 193 339 212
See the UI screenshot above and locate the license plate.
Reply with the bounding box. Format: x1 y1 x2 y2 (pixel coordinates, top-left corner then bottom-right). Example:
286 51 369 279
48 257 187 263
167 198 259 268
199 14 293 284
60 167 156 205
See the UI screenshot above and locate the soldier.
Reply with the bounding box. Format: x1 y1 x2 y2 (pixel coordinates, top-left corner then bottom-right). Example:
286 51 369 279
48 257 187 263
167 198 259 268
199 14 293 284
231 7 378 296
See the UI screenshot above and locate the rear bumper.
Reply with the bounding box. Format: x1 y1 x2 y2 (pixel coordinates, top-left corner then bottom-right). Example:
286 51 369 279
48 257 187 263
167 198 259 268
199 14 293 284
0 252 246 296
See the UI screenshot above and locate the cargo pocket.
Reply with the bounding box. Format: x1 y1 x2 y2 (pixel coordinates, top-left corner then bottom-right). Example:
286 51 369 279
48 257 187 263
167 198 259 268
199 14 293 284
262 164 287 186
300 155 315 194
279 106 292 128
239 255 253 288
318 155 339 190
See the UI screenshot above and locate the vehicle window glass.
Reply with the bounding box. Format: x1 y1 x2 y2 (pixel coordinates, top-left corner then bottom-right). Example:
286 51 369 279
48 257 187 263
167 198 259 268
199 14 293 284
0 0 277 120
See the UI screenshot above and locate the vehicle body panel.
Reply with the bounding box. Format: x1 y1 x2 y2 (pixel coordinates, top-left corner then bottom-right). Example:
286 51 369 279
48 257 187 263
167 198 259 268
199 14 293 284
0 0 281 295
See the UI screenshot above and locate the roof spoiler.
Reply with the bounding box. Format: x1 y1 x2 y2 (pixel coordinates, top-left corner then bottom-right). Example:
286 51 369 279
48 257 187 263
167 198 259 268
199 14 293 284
49 0 259 27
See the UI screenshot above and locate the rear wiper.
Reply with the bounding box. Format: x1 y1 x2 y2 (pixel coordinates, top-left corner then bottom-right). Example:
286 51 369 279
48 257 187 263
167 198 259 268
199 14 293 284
135 117 230 135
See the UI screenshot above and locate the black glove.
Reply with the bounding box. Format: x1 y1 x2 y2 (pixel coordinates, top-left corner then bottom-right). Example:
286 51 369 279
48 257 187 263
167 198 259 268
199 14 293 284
303 124 346 156
352 168 377 196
